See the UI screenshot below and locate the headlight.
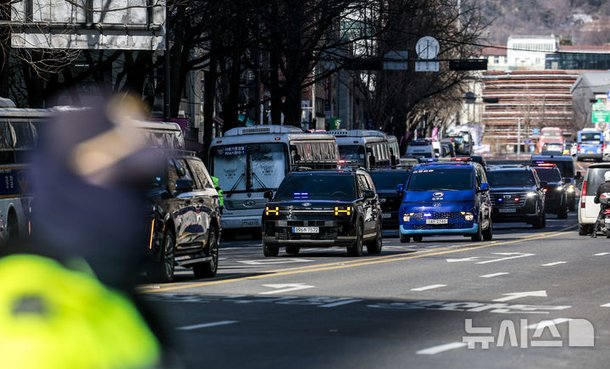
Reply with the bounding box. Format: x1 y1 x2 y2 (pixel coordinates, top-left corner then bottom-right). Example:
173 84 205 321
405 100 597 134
567 185 575 193
555 186 564 192
265 207 280 216
334 206 351 216
526 192 537 198
461 212 474 221
402 213 411 222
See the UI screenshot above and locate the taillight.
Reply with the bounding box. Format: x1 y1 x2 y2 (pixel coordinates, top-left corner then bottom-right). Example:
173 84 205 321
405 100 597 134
581 180 587 208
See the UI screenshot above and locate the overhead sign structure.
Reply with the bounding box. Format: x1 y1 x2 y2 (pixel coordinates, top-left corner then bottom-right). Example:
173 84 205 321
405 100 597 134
383 50 408 71
11 0 166 50
415 36 440 73
449 59 488 71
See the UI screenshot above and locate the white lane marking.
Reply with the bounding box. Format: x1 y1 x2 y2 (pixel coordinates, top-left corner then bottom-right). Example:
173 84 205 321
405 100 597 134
493 290 547 302
526 318 572 330
260 283 315 295
446 257 479 263
594 252 610 256
476 253 534 264
239 258 314 265
411 284 447 292
416 342 467 355
177 320 238 331
319 299 362 308
541 261 567 266
601 303 610 307
480 272 509 278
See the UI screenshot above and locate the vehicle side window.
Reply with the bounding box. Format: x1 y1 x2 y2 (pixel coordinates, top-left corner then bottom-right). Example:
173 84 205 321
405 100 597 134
174 158 196 186
475 167 482 187
187 158 214 190
167 159 179 193
357 174 371 193
363 173 376 192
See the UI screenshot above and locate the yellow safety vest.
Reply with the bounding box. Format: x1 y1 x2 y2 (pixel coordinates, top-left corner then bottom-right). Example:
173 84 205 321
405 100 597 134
0 254 160 369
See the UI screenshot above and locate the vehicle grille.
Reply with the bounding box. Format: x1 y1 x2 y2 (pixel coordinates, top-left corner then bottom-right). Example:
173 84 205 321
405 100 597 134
490 193 527 207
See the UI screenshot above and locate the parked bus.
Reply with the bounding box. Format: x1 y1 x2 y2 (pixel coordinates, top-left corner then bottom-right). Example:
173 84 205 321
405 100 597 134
576 128 603 162
0 108 48 242
327 129 398 169
208 125 339 232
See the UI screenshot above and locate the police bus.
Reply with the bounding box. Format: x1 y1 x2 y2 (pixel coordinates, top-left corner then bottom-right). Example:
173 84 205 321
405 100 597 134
327 130 399 169
208 125 339 233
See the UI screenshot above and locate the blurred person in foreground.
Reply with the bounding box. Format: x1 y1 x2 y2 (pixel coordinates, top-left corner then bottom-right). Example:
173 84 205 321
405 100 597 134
0 94 175 369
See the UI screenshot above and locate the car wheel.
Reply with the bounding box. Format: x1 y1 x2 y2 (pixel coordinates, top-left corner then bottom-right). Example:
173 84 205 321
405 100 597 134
148 228 176 283
193 227 219 278
366 221 383 255
471 217 483 242
286 245 300 256
578 224 589 236
262 240 279 257
400 234 410 243
347 222 364 257
482 217 493 241
413 235 423 242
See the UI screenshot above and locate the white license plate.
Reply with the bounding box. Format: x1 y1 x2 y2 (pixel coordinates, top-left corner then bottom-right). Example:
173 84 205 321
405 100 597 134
382 213 392 219
499 208 517 213
292 226 319 234
426 219 448 225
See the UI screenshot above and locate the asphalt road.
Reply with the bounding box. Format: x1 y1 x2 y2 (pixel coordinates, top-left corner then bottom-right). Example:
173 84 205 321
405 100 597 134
141 211 610 369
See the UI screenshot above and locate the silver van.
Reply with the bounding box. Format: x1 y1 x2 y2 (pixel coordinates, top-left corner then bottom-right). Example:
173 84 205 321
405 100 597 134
578 163 610 235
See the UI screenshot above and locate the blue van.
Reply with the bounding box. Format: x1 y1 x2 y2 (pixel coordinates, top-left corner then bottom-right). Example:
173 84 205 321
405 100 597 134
397 162 493 243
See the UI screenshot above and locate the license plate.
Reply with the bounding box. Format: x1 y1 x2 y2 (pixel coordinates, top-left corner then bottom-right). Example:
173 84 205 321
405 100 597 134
242 219 259 227
292 226 319 234
382 213 392 219
499 208 517 213
426 219 448 225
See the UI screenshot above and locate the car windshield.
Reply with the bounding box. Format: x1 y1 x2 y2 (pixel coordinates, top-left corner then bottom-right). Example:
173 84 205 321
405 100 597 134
407 168 473 191
532 160 574 178
534 168 561 182
370 171 411 190
580 132 602 142
487 170 536 187
274 174 356 201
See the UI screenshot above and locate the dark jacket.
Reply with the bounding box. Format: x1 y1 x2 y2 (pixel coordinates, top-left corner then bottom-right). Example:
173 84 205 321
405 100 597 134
594 181 610 205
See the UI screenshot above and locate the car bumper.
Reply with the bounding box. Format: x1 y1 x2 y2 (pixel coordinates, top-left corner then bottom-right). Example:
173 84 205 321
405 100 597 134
577 153 602 160
262 236 357 247
221 214 261 230
399 223 479 236
263 219 356 247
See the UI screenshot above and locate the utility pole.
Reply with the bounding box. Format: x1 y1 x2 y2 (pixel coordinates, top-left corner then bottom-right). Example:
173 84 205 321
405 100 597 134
517 117 522 157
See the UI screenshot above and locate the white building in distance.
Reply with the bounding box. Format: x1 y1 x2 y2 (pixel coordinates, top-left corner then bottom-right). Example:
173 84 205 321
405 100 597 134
507 35 558 70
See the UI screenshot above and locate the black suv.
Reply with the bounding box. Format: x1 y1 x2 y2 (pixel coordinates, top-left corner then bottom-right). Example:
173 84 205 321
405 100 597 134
486 165 546 228
531 154 578 211
369 169 411 230
146 151 222 282
262 169 382 257
532 164 568 219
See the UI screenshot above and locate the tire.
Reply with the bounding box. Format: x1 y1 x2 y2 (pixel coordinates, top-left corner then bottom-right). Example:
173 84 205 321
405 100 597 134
148 228 176 283
347 223 364 257
578 224 589 236
193 227 219 278
482 217 493 241
366 221 383 255
286 245 300 256
400 234 410 243
262 240 279 257
471 218 483 242
413 235 423 242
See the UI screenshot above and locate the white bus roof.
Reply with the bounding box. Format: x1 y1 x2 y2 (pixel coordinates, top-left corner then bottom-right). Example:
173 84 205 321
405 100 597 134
326 129 387 138
211 132 336 147
133 120 182 131
224 125 303 136
335 135 387 145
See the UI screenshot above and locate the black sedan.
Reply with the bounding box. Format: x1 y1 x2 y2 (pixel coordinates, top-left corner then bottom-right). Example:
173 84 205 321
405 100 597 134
532 164 568 219
262 169 382 257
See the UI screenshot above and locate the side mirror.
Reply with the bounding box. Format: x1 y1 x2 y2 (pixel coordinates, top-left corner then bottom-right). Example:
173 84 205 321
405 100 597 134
363 189 376 199
175 178 193 193
478 182 490 192
396 184 404 194
264 190 274 200
575 171 582 180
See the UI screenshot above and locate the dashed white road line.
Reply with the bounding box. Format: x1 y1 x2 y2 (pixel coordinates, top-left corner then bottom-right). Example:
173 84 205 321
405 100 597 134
416 342 467 355
318 299 362 308
541 261 567 266
177 320 239 331
411 284 447 292
594 252 610 256
480 272 509 278
526 318 571 330
600 303 610 307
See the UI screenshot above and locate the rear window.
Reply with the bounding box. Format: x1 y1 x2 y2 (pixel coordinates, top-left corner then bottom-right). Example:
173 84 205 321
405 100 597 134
534 168 561 182
370 171 411 190
487 170 536 187
586 168 610 195
580 132 602 142
407 168 473 191
532 160 574 178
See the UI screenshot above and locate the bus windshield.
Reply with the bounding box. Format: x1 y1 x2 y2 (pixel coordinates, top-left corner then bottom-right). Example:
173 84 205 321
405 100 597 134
338 145 365 166
211 143 286 193
580 132 602 142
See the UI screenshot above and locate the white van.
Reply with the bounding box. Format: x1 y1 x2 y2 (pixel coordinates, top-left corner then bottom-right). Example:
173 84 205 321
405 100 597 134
405 140 440 158
578 163 610 235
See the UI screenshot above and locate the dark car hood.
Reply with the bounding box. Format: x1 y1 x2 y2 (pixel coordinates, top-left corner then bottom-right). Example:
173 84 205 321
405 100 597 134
377 190 402 198
403 189 475 203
